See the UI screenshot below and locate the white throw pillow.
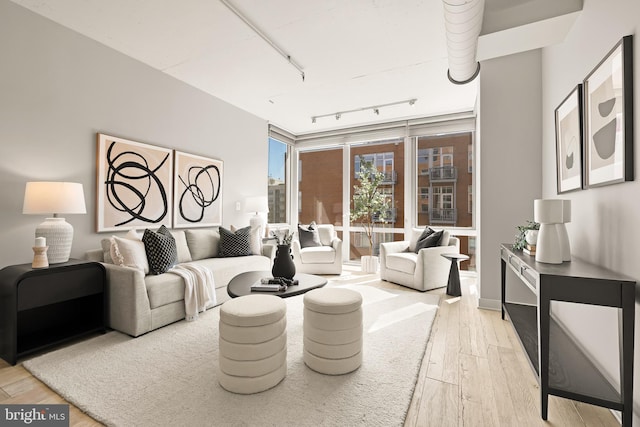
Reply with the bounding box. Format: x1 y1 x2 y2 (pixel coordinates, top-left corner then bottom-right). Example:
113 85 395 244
110 235 149 274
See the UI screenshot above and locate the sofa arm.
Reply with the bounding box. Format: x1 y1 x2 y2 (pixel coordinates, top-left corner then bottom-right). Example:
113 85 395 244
331 238 343 263
261 244 275 260
101 263 152 337
380 241 410 280
291 239 302 261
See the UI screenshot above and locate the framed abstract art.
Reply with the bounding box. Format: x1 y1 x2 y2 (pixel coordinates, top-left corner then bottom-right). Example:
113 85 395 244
583 35 634 187
555 84 584 193
96 134 173 232
173 151 223 228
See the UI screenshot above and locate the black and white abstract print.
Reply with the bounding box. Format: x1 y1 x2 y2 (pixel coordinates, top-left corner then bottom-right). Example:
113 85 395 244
173 151 223 228
97 134 173 232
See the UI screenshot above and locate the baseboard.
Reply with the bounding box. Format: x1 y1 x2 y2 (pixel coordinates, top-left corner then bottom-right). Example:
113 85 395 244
478 298 500 311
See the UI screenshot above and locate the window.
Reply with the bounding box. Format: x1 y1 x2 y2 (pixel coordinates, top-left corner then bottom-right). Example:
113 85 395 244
298 147 343 226
268 138 287 223
416 132 474 270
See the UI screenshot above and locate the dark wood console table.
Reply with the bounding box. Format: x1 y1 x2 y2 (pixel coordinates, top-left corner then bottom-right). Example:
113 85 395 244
500 244 635 426
0 259 106 365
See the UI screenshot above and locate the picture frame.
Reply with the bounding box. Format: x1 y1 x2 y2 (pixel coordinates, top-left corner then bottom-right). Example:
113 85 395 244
96 134 173 232
583 35 634 187
173 151 223 228
555 84 584 193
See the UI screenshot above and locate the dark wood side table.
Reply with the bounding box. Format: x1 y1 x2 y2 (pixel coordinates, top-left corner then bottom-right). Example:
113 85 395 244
0 259 106 365
441 253 469 297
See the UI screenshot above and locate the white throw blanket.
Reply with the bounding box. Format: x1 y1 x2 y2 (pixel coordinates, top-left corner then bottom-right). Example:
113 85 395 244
168 263 216 321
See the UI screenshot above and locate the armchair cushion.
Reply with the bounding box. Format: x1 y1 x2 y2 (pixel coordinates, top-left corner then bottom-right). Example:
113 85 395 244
298 224 321 248
300 246 336 264
386 252 417 274
415 228 441 252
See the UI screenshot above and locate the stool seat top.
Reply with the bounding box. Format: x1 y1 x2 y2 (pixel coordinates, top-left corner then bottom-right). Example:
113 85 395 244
304 288 362 314
221 294 286 327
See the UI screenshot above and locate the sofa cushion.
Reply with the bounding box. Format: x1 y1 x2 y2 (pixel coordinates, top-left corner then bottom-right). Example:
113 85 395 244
298 224 321 248
143 226 178 275
109 235 149 273
145 272 185 309
101 238 114 264
185 228 220 260
386 252 417 274
219 226 253 257
146 256 271 309
300 246 336 264
231 224 262 255
170 230 192 263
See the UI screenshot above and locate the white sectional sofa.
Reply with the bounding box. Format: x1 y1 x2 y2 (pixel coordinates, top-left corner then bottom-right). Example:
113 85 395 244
86 228 273 337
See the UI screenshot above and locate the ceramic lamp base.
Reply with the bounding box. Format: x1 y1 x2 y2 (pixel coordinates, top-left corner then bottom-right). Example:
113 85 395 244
36 217 73 264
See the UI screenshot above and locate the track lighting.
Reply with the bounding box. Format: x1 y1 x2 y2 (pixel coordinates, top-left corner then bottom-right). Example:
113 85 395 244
220 0 305 82
311 98 417 124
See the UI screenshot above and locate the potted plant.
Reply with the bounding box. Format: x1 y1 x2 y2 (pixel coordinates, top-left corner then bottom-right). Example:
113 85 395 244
514 220 540 251
350 156 392 273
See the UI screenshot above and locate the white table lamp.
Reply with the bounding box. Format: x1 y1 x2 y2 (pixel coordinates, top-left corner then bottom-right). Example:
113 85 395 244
23 182 87 264
245 196 269 238
533 199 571 264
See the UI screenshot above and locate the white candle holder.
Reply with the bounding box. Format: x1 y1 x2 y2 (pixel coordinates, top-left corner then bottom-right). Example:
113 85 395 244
32 246 49 269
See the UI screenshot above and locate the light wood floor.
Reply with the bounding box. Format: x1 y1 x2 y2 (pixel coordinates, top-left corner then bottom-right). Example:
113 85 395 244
0 271 620 426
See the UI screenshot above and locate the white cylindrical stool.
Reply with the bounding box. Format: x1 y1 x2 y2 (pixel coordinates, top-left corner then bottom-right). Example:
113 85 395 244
218 294 287 394
303 288 363 375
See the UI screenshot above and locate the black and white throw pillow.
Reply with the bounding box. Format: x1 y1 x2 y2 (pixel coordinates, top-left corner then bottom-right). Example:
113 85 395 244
219 226 252 257
142 225 178 275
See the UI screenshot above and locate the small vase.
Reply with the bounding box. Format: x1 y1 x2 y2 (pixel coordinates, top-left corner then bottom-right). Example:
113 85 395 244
525 229 539 246
272 244 296 280
361 255 379 274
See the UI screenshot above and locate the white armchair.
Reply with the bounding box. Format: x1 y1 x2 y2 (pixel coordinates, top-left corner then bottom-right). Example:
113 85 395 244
380 228 460 291
292 224 343 275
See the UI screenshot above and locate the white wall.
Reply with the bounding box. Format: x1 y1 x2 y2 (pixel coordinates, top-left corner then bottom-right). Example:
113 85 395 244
541 0 640 421
478 49 542 308
0 0 268 268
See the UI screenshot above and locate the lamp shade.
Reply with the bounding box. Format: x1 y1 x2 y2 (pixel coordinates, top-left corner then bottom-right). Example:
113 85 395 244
245 196 269 213
23 182 86 215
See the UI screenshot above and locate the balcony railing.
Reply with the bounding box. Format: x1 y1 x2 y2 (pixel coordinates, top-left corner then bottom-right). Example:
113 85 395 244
372 207 397 223
355 170 397 184
429 166 457 182
429 208 457 224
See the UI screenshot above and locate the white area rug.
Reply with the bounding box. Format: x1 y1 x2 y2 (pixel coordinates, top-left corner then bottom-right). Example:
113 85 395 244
24 280 439 427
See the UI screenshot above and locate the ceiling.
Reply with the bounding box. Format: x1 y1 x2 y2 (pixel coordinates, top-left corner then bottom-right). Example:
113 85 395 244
11 0 582 136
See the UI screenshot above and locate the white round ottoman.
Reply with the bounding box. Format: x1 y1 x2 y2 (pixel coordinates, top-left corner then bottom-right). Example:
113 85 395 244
218 294 287 394
303 288 363 375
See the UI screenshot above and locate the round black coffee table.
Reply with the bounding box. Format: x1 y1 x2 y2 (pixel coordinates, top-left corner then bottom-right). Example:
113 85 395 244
227 271 328 298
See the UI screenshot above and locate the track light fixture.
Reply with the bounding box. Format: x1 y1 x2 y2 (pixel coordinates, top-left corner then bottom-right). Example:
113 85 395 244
311 98 417 124
220 0 305 82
